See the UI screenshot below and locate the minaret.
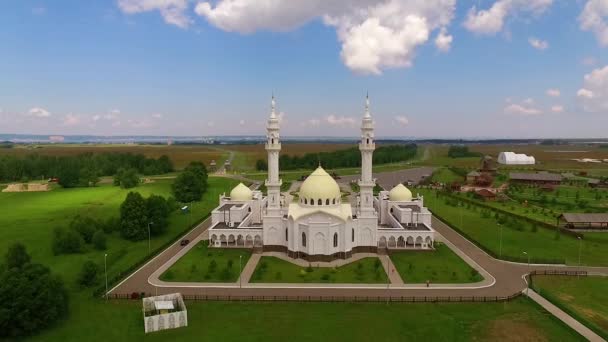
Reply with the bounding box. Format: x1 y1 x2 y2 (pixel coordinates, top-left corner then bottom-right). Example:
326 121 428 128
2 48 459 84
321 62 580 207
265 95 282 215
358 94 376 216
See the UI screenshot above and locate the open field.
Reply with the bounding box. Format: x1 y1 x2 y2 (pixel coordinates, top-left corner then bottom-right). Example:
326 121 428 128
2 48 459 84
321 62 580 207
160 242 251 282
250 256 388 283
0 176 239 289
28 297 583 341
419 189 608 266
532 275 608 339
390 243 483 283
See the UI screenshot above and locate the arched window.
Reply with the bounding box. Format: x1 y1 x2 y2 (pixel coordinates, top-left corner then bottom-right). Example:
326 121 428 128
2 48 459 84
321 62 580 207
332 198 336 204
367 138 369 144
326 199 329 205
304 198 307 205
318 199 322 205
302 232 306 247
285 228 288 241
333 233 338 247
310 198 314 206
248 207 252 212
271 138 274 144
352 228 355 242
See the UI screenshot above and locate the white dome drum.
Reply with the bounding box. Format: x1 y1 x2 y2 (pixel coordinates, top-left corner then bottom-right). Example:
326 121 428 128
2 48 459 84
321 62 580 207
230 183 253 201
389 183 413 202
298 167 341 206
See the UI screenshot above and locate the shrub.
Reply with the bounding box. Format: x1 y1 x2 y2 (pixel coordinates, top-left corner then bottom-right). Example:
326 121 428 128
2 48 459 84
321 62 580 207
209 259 217 273
320 274 331 281
227 259 234 269
5 243 30 269
52 228 84 255
78 260 99 287
101 216 120 234
306 263 313 273
70 216 98 243
114 168 140 189
92 230 107 250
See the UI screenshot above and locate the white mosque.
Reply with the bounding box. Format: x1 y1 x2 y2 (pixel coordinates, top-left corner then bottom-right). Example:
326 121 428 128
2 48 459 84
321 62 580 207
209 96 435 261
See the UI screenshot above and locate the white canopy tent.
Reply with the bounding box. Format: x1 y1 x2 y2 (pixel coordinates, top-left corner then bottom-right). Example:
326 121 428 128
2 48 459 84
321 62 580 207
497 152 535 165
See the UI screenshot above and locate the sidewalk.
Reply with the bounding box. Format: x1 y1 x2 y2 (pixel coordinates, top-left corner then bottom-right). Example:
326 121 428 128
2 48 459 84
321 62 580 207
526 289 606 342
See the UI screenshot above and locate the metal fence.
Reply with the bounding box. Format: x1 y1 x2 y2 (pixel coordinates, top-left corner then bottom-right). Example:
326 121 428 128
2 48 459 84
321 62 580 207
530 270 587 277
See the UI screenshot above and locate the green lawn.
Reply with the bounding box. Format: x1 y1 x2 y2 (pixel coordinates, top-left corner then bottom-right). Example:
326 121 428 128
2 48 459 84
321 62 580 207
0 177 239 290
430 167 464 184
251 256 388 283
160 242 251 282
28 297 583 341
390 243 483 283
533 275 608 339
419 189 608 266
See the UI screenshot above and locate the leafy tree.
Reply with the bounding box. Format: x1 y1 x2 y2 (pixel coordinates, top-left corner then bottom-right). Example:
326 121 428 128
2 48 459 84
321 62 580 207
78 165 99 187
255 159 268 171
57 158 81 188
70 216 98 243
92 230 107 250
185 161 208 181
77 260 99 287
5 243 30 269
114 168 140 189
0 245 68 338
52 228 84 255
158 155 174 173
172 170 204 202
146 195 170 235
101 216 120 234
120 192 148 241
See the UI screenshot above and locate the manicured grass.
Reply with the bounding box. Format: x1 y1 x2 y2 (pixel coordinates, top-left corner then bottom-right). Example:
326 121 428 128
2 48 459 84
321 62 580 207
390 243 483 283
160 243 251 282
0 176 239 290
251 256 388 283
419 189 608 266
28 297 583 341
430 167 464 184
533 275 608 339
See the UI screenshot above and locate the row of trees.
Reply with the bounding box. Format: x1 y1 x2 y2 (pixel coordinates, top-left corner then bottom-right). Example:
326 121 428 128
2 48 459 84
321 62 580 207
255 144 418 171
120 193 173 241
52 216 112 255
0 152 173 187
447 145 481 158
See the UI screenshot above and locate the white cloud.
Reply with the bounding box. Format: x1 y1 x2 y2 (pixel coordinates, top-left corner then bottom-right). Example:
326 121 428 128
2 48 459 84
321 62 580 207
577 65 608 112
301 118 321 127
152 113 163 119
528 37 548 50
394 115 409 126
579 0 608 47
92 114 101 121
117 0 192 28
551 105 564 113
104 109 121 120
546 88 560 97
62 114 81 126
434 27 453 52
523 97 535 105
504 103 542 116
325 114 356 126
464 0 553 35
195 0 456 75
28 107 51 118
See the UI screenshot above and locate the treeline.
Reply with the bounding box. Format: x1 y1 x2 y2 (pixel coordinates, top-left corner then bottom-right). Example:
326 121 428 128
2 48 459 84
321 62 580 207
0 153 174 186
256 144 417 171
447 145 482 158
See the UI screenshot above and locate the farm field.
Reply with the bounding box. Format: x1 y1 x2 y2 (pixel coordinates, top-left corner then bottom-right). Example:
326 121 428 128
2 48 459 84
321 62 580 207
0 176 239 289
419 189 608 266
390 243 483 284
160 243 251 282
250 256 388 283
532 275 608 340
29 297 583 341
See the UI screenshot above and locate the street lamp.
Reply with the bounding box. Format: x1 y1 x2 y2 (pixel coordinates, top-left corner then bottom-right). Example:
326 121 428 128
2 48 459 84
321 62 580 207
104 253 108 301
239 255 243 289
498 223 503 258
577 236 582 267
523 251 530 295
147 222 154 255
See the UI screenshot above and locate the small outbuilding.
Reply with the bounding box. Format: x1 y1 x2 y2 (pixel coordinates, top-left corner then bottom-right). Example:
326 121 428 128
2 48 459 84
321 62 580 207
498 152 535 165
466 171 481 183
143 293 188 334
509 172 562 185
475 188 497 201
558 213 608 230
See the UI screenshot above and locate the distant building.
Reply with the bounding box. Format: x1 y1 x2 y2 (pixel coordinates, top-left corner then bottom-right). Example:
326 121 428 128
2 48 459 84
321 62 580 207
497 152 535 165
479 155 497 173
475 188 496 201
509 172 562 185
209 160 217 172
558 213 608 230
143 293 188 333
466 171 481 183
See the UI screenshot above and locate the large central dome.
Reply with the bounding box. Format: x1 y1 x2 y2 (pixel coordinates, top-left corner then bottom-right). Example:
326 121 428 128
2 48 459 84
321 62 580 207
299 166 341 206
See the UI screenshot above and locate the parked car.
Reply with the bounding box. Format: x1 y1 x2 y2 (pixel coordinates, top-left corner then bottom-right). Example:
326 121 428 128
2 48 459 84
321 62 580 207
180 239 190 246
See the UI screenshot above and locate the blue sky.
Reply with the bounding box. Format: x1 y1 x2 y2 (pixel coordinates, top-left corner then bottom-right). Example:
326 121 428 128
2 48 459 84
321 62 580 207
0 0 607 138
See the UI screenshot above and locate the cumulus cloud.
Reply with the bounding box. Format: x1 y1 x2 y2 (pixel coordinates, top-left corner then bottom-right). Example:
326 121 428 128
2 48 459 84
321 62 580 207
62 114 81 126
528 37 548 50
325 114 357 126
546 88 560 97
504 103 542 115
464 0 553 35
577 65 608 112
434 27 453 52
551 105 564 113
195 0 456 75
28 107 51 118
394 115 409 126
579 0 608 47
117 0 192 28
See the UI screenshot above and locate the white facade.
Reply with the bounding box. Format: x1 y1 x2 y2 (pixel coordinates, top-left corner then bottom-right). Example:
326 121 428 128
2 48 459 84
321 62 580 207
209 96 435 259
143 293 187 334
498 152 535 165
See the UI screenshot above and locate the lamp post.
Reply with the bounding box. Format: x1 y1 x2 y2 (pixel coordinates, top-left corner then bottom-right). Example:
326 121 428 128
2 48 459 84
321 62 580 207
239 255 243 289
385 255 390 304
104 253 108 301
577 236 582 267
498 223 503 258
523 251 530 295
147 222 154 255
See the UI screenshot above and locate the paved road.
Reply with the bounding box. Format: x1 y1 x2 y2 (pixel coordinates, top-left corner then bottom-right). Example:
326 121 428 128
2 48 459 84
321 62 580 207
338 167 436 190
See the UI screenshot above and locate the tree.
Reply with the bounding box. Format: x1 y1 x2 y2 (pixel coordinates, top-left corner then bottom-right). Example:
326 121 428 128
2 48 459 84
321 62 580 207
146 195 170 235
57 159 81 188
172 170 204 202
158 155 174 173
185 161 208 183
92 230 107 250
101 216 120 234
0 245 69 338
70 216 98 243
77 260 99 287
114 168 140 189
255 159 268 171
5 243 30 269
79 165 99 187
52 228 84 255
120 192 148 241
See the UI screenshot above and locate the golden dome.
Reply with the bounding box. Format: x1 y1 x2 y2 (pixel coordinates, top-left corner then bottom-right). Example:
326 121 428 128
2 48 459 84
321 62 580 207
230 183 253 201
389 183 412 202
299 167 341 206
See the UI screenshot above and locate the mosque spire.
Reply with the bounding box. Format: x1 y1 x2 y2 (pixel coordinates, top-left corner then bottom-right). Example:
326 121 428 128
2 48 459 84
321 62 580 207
364 92 371 118
270 94 276 119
